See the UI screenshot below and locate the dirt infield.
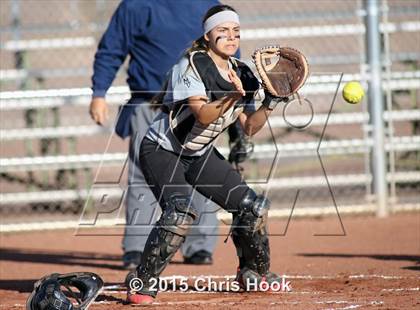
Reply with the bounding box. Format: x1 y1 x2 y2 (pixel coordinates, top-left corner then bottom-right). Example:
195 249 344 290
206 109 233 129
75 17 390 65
1 213 419 309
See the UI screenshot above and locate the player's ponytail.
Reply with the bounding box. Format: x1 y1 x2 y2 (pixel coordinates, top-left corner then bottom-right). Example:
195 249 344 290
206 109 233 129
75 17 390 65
186 36 209 54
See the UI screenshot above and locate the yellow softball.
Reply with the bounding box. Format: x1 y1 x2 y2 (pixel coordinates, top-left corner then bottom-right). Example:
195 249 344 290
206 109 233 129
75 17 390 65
342 81 364 104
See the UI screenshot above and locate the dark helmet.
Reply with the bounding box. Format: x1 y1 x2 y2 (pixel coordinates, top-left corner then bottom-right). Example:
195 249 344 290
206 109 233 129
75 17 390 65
26 272 103 310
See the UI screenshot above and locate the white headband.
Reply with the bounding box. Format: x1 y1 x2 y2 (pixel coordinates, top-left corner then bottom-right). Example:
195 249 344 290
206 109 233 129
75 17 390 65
203 11 240 34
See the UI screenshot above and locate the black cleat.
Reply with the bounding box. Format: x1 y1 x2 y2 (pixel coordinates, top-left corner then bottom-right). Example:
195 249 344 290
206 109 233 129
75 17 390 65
184 250 213 265
122 251 142 270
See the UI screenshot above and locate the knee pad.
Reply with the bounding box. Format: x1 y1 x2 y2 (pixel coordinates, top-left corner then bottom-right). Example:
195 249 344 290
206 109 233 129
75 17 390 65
232 189 271 275
161 193 198 236
236 189 270 233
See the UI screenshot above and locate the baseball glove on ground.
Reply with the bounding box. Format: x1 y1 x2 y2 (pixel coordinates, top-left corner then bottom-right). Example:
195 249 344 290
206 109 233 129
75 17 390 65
252 46 309 98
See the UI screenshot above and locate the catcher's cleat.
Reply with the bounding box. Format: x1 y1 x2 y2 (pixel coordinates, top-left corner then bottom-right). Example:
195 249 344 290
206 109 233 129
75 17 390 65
183 250 213 265
235 267 281 292
235 267 264 290
122 251 142 270
265 271 282 284
127 293 154 305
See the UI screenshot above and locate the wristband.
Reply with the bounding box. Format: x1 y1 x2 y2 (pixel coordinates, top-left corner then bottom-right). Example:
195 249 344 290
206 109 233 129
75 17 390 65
261 92 288 110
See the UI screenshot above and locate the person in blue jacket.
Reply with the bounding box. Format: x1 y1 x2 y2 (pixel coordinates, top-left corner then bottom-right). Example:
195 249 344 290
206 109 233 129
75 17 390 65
89 0 223 268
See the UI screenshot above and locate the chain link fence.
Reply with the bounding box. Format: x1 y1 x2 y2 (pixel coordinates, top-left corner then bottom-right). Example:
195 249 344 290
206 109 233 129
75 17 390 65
1 0 419 226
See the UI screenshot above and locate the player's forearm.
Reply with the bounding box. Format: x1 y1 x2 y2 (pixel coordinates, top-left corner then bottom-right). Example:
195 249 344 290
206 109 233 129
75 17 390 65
244 106 272 136
195 94 240 125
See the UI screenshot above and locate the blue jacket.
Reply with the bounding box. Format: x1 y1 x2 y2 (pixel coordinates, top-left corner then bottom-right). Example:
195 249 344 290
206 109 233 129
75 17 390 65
91 0 220 138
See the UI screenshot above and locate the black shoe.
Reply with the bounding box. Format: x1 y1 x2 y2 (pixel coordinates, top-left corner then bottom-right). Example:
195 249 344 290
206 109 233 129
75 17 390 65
184 250 213 265
123 251 142 270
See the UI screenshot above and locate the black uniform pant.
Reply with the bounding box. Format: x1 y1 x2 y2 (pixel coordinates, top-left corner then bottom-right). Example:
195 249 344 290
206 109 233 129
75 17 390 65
130 138 270 298
139 137 249 213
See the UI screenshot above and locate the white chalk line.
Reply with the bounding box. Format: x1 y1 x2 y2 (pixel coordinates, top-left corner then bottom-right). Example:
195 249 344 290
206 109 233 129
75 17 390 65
5 297 396 309
104 286 329 295
102 273 420 292
104 287 420 295
349 274 407 280
103 290 328 295
160 273 420 280
104 290 226 295
157 273 419 280
131 300 320 307
92 300 111 305
325 305 362 310
122 299 386 308
137 301 242 306
381 287 419 292
316 301 351 305
324 301 384 310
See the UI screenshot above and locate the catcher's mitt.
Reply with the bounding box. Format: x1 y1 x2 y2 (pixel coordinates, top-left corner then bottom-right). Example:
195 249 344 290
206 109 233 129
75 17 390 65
252 46 309 98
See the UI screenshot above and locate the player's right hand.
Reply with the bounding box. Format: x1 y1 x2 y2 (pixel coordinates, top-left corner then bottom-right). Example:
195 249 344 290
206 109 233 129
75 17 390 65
89 97 109 125
228 69 245 97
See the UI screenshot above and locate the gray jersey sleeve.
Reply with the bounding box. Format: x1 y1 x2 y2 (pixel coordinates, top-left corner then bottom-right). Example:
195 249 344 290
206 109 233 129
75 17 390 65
172 62 207 102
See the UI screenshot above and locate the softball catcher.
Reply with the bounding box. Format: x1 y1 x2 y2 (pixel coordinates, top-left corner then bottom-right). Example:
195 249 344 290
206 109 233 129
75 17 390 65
126 4 308 304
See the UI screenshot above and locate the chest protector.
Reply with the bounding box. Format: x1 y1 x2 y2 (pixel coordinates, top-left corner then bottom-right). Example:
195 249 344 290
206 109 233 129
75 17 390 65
169 51 259 151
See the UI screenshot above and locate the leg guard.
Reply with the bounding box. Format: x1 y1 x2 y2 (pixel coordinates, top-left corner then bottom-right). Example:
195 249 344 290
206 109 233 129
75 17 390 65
231 189 271 276
126 193 197 297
